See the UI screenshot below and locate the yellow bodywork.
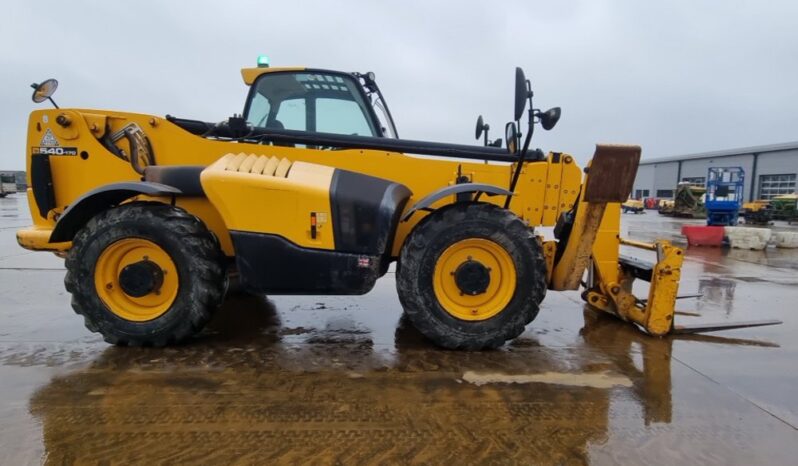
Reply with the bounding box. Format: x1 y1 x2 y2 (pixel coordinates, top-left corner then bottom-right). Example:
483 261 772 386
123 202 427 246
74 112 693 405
240 66 306 85
200 153 336 250
19 108 582 258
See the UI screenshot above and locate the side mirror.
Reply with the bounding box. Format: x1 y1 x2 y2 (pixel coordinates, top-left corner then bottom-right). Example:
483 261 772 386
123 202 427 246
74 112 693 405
539 107 561 131
31 79 59 105
475 115 486 140
505 122 519 154
514 67 528 121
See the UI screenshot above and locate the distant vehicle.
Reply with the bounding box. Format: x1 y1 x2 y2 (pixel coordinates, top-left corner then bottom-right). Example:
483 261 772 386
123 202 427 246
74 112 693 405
770 193 798 223
740 200 772 225
705 167 744 226
0 173 18 198
658 183 706 218
622 198 645 213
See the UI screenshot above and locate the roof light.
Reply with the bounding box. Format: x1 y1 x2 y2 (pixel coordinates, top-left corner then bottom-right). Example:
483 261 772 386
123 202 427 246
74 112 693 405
256 55 270 68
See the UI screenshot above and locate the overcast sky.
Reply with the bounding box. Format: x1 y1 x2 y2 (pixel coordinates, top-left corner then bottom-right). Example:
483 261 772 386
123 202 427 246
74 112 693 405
2 0 797 170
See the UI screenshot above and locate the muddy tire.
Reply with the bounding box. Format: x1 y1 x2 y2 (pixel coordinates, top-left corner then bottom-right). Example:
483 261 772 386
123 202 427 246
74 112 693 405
65 202 226 346
397 202 547 350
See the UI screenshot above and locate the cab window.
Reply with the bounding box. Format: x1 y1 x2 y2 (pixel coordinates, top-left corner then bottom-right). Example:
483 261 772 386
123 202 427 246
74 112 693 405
276 98 306 131
245 71 378 137
316 98 372 135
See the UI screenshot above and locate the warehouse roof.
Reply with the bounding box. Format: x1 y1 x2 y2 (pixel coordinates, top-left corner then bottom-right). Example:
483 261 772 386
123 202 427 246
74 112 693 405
640 141 798 165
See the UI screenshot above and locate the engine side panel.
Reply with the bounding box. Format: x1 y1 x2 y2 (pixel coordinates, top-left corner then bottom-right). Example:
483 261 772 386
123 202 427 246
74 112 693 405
201 154 337 250
201 154 409 292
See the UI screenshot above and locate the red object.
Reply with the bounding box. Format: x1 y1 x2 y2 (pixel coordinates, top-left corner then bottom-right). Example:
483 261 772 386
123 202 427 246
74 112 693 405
644 198 659 209
681 225 724 246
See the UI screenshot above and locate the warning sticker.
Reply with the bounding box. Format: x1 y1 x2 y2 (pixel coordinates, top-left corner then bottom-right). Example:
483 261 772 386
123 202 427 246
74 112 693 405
40 128 59 147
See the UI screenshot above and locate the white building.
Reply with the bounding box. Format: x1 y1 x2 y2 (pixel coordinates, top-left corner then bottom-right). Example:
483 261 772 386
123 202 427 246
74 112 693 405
632 142 798 201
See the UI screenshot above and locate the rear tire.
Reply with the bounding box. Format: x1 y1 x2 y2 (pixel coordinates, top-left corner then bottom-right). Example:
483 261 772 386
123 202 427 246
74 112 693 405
65 202 226 346
397 203 547 350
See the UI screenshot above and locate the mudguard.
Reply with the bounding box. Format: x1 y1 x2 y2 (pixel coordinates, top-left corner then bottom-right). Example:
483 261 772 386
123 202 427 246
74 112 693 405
49 182 181 242
401 183 513 221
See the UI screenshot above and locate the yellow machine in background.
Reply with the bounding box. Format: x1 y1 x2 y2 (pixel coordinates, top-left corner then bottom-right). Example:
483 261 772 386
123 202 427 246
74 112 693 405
658 183 706 218
622 199 645 214
16 63 778 348
741 200 772 225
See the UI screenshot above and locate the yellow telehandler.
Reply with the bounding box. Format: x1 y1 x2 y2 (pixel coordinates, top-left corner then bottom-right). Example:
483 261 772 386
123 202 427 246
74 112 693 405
16 62 778 348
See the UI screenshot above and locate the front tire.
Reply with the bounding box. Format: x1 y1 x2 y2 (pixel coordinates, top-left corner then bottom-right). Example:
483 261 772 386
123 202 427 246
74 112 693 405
397 203 547 350
65 202 226 346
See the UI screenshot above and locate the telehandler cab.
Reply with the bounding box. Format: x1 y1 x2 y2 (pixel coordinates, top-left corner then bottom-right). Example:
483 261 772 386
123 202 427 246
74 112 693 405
17 62 780 348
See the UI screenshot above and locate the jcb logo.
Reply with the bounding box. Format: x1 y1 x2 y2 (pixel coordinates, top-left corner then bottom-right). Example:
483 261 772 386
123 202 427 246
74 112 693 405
33 147 78 156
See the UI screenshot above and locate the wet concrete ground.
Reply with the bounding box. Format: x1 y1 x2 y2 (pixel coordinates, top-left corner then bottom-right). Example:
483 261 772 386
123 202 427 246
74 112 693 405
1 194 797 465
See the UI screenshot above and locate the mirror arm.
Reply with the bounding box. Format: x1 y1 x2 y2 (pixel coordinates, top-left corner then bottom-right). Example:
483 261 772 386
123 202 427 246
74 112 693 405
47 97 59 109
504 108 535 208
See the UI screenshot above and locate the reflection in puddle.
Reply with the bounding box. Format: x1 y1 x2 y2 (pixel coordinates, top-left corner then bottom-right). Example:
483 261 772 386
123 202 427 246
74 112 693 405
19 296 785 463
21 296 645 463
698 277 737 314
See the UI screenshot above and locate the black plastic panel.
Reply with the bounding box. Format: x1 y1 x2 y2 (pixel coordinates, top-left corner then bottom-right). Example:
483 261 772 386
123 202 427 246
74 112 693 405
143 165 205 196
30 155 55 219
231 231 382 295
329 169 411 255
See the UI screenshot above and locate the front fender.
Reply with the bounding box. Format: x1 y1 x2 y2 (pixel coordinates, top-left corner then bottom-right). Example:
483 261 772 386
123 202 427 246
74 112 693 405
49 182 181 243
401 183 513 221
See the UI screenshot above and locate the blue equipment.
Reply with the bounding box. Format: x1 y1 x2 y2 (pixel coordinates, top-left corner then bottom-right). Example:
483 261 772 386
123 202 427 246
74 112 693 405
705 167 744 226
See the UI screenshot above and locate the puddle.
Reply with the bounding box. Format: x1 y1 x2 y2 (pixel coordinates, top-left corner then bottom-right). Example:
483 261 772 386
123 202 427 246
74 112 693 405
462 370 633 388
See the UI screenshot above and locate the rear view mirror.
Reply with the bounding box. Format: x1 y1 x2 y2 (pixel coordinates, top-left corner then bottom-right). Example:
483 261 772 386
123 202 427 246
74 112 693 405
514 67 528 121
31 79 58 104
505 122 519 154
539 107 561 130
475 115 486 140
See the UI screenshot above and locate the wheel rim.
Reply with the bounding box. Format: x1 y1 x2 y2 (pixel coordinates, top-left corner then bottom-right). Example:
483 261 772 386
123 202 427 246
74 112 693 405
94 238 179 321
433 238 517 321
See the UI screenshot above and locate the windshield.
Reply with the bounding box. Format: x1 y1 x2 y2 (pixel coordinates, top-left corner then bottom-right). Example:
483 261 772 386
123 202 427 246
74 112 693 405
245 71 379 137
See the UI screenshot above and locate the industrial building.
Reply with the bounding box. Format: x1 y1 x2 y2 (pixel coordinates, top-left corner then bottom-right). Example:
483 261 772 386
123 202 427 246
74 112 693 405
632 141 798 202
0 171 26 190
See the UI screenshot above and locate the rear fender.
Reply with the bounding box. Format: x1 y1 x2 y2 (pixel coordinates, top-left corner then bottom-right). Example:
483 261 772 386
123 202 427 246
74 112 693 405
49 182 181 242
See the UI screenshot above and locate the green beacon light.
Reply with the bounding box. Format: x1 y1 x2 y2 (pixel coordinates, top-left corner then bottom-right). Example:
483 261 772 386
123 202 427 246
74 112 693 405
256 55 270 68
